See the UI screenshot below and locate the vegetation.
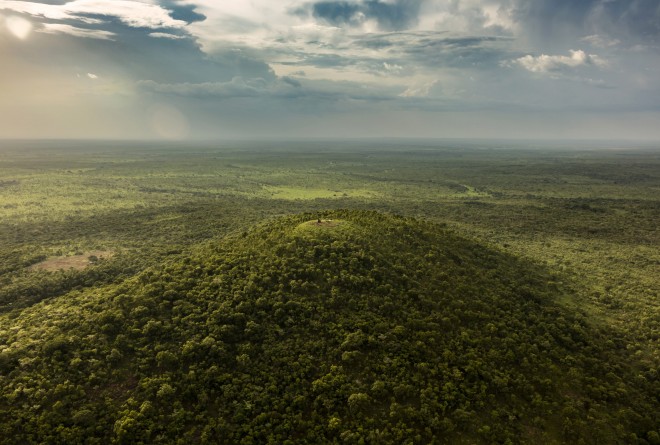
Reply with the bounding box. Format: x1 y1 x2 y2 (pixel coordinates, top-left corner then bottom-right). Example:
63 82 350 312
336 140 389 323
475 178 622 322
0 140 658 443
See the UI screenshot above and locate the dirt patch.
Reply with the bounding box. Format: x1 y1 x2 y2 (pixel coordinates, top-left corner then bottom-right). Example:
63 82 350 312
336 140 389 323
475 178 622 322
306 219 342 228
29 250 114 272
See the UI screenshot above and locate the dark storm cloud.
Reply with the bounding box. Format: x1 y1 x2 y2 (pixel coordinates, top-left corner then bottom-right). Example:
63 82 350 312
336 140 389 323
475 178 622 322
281 76 302 87
362 0 425 30
514 0 660 47
259 29 520 95
297 0 425 31
403 35 515 67
353 34 395 49
514 0 594 30
93 24 268 83
163 49 272 84
593 0 660 42
310 2 361 26
279 51 398 77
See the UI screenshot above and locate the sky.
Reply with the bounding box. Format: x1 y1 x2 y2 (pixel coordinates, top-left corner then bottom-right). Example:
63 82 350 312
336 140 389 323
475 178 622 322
1 0 659 140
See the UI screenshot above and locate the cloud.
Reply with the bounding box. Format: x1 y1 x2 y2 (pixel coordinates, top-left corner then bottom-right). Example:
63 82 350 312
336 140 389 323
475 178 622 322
149 32 186 40
399 79 437 97
138 77 275 99
138 75 398 103
281 76 302 87
416 0 516 35
2 0 660 140
383 62 403 74
37 23 115 40
0 0 187 29
87 72 98 79
307 2 361 27
581 34 621 48
275 30 514 76
299 0 425 31
511 0 660 48
399 34 514 69
512 50 607 73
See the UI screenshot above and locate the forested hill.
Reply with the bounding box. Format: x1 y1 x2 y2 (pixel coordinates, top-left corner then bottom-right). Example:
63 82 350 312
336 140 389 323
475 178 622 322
0 210 657 444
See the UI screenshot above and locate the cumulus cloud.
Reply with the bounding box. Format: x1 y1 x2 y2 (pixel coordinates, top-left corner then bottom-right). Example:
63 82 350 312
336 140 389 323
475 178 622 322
513 50 607 73
38 23 115 40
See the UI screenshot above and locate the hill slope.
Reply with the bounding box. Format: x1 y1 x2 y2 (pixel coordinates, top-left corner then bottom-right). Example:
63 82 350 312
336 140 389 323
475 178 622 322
0 210 657 444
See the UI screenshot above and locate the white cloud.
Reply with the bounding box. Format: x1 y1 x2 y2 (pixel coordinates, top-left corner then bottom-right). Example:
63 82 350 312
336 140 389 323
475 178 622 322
383 62 404 74
287 23 346 47
581 34 621 48
149 32 186 40
181 0 302 54
38 23 115 40
400 79 438 97
513 50 607 73
418 0 517 33
87 73 98 79
1 0 186 29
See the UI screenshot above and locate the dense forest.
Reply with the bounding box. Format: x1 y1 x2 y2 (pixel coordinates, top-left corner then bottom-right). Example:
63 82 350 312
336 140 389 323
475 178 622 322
0 141 658 444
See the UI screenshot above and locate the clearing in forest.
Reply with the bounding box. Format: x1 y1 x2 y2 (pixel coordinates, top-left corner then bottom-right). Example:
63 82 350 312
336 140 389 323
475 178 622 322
28 250 114 272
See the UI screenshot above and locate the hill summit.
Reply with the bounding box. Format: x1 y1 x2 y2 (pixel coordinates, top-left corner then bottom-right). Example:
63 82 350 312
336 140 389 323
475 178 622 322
0 210 656 443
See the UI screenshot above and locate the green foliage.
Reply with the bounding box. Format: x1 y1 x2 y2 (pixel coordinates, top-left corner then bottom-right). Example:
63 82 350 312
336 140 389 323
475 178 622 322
0 142 658 444
0 210 657 443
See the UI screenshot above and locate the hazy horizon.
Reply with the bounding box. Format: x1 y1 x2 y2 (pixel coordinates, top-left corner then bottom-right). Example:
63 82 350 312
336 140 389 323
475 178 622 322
2 137 659 147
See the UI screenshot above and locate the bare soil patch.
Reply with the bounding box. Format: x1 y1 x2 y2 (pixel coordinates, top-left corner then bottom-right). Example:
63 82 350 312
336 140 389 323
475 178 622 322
29 250 114 272
306 219 342 228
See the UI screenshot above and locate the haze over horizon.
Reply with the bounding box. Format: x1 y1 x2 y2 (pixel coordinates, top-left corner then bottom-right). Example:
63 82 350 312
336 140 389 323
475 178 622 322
1 0 659 141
